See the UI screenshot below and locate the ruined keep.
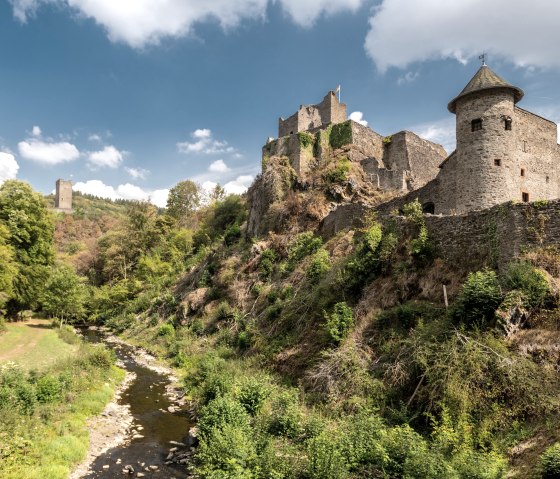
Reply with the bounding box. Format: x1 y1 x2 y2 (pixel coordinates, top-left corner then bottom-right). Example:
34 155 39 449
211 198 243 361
55 179 73 211
264 92 447 192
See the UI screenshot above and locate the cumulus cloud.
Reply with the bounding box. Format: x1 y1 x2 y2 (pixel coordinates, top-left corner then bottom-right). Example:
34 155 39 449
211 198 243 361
73 179 169 207
9 0 366 47
208 159 230 173
0 152 19 184
349 111 368 126
411 117 456 153
18 138 80 165
125 166 149 180
223 175 253 195
365 0 560 72
88 133 102 142
177 129 236 155
32 125 41 137
87 145 125 169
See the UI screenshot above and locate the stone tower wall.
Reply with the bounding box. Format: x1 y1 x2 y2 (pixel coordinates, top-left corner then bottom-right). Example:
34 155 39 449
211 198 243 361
55 179 72 210
454 90 516 213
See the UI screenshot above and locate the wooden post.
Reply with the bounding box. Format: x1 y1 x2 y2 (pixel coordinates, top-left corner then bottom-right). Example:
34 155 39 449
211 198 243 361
443 284 448 308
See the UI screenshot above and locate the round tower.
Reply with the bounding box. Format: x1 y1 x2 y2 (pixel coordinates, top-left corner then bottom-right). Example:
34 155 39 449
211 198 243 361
448 65 524 213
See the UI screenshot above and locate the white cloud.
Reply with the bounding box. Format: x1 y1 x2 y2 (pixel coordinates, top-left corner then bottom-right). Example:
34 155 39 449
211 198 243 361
87 145 125 169
9 0 366 47
32 125 41 137
125 166 150 180
117 183 149 201
88 133 102 142
73 180 119 200
208 159 230 173
149 188 169 208
0 152 19 184
73 179 169 207
365 0 560 72
224 174 253 195
177 129 236 155
411 117 456 153
349 111 368 126
397 71 419 85
18 138 80 165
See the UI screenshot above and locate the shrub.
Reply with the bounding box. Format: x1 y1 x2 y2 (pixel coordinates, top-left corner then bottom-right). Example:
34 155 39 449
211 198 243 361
307 433 349 479
36 375 62 403
329 121 352 149
323 157 351 184
158 323 175 337
200 369 235 404
541 443 560 478
223 224 242 246
287 232 322 270
57 325 81 345
268 390 302 438
325 302 354 344
501 261 551 309
453 269 503 327
237 377 271 415
307 249 331 284
297 131 314 149
259 249 277 280
198 396 251 438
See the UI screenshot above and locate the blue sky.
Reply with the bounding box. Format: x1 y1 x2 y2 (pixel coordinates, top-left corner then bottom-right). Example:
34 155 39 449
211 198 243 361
0 0 559 206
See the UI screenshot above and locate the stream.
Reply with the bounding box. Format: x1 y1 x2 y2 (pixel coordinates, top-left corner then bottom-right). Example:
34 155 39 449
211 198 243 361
80 328 193 478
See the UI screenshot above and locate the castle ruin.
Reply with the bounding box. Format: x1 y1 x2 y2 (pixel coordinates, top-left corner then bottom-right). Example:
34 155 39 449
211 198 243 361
55 179 73 211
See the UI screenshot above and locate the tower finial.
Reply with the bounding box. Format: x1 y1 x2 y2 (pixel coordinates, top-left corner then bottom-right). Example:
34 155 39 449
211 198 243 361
479 52 487 66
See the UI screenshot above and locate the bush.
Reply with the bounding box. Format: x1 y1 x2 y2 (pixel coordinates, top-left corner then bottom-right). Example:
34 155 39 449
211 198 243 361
453 269 503 327
307 249 331 284
541 443 560 478
57 325 81 345
329 121 352 149
36 375 62 403
158 323 175 337
237 377 271 415
268 390 302 438
502 261 551 309
223 224 242 246
198 396 251 438
325 302 354 344
84 345 115 370
259 249 277 280
323 157 351 185
307 433 349 479
287 232 322 270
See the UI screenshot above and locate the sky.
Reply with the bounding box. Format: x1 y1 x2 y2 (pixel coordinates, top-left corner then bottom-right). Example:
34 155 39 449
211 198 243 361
1 0 560 207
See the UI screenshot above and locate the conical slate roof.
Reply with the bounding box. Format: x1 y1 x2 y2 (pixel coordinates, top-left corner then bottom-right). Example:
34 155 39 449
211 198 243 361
447 65 524 113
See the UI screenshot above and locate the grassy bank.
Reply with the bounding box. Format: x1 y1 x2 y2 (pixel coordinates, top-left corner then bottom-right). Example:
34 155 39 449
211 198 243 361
0 322 124 479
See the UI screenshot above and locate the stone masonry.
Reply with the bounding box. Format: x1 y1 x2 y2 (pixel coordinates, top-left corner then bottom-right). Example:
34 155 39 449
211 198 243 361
55 179 73 211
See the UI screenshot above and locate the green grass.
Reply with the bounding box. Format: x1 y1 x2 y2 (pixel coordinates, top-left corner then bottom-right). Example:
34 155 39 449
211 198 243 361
0 319 77 370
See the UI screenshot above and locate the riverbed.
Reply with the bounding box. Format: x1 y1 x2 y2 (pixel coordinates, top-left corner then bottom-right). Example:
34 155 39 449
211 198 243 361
76 328 193 479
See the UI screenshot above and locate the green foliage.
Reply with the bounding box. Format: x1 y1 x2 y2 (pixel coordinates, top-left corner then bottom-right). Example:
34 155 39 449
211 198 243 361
237 377 271 415
403 199 433 260
267 390 302 438
324 302 354 344
453 269 503 327
35 375 62 403
306 249 331 284
383 135 392 145
158 323 175 337
204 195 247 239
198 395 251 438
0 223 17 308
323 157 351 185
287 232 322 270
501 261 551 309
259 249 277 280
166 180 201 226
40 264 87 324
541 443 560 478
223 224 242 246
297 131 314 149
307 433 349 479
329 121 353 149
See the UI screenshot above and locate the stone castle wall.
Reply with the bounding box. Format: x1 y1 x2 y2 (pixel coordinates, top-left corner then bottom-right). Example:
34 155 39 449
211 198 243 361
321 199 560 270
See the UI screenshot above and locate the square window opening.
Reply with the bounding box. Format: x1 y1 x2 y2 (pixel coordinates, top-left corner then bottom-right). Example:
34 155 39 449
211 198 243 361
494 159 501 166
471 119 483 132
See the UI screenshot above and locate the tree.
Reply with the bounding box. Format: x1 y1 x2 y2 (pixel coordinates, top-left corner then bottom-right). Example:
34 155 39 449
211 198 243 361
40 264 87 326
0 223 17 311
166 180 201 226
0 180 54 313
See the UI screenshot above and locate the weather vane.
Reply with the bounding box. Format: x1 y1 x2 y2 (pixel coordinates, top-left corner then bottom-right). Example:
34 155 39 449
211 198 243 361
479 52 487 66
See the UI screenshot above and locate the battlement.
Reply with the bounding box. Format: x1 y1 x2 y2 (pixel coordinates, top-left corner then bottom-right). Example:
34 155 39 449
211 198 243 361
278 91 347 138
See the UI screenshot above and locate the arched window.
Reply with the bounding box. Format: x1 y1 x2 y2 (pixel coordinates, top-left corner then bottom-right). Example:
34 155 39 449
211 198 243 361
422 202 435 214
504 117 512 130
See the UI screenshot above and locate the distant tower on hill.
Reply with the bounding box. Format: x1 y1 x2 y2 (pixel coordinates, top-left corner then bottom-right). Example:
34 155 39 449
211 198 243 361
55 179 73 211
